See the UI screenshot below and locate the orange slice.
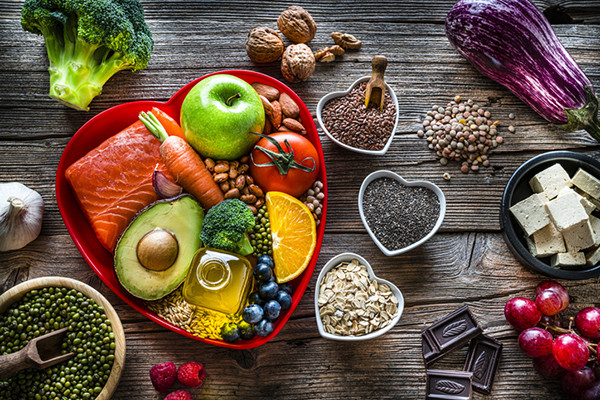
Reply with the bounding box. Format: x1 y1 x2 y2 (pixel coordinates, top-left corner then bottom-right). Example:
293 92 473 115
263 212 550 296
266 191 317 283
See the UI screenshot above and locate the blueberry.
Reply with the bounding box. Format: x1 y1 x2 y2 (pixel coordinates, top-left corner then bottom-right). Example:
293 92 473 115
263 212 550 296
242 304 264 324
255 319 274 337
259 281 279 300
257 255 274 268
263 300 281 321
275 290 292 310
279 283 293 295
253 263 272 282
220 322 240 343
238 321 255 340
248 291 266 307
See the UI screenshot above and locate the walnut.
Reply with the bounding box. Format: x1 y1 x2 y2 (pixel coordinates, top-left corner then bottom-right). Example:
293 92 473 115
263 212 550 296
281 44 315 83
246 26 284 63
314 45 345 62
331 32 362 50
277 6 317 43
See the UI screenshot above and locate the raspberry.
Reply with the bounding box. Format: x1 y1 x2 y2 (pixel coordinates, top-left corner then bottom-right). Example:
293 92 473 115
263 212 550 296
177 362 206 388
164 390 193 400
149 361 177 393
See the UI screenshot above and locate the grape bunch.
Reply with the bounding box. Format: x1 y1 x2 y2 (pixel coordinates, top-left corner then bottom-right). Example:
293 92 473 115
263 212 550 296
220 255 293 342
504 280 600 400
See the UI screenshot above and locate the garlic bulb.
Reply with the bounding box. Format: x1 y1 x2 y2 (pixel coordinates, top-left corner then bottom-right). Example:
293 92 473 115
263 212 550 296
0 182 44 252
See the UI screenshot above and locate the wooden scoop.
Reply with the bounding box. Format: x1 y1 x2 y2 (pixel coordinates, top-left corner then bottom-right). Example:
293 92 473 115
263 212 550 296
365 55 388 111
0 327 75 380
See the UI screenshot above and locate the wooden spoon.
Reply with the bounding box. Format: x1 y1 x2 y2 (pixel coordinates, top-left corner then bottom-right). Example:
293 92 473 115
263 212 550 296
0 327 75 380
365 55 388 111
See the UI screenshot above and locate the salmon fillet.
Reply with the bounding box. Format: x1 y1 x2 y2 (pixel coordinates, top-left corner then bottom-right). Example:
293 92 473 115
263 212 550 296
66 120 166 252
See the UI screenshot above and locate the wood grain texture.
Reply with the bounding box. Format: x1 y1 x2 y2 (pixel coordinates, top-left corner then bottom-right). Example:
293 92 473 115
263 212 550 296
1 1 600 399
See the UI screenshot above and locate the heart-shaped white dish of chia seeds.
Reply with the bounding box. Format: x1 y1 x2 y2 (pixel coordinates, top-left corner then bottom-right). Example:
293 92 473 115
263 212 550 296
314 252 404 341
358 170 446 256
316 76 399 156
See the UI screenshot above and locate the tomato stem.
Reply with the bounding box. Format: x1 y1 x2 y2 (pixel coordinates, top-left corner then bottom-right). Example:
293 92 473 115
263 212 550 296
250 132 316 175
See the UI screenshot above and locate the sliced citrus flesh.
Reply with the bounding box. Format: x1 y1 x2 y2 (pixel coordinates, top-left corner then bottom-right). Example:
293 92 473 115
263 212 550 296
266 191 317 283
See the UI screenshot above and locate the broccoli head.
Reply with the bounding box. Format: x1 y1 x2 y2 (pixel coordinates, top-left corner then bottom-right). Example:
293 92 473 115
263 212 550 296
200 199 256 256
21 0 153 111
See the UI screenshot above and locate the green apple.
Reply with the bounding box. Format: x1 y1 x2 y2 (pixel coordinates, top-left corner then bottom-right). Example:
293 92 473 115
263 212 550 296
180 74 265 160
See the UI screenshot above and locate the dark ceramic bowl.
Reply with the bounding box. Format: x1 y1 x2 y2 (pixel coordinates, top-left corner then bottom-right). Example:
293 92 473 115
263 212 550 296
500 151 600 280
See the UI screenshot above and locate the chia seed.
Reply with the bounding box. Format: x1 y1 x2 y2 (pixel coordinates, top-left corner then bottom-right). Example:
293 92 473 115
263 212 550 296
321 82 396 150
362 178 440 250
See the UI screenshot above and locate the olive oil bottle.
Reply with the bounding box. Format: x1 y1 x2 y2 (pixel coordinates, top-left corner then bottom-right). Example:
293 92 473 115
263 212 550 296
182 248 252 315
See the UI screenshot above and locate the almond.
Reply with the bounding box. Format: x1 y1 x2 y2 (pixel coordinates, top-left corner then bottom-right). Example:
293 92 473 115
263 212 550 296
251 82 280 101
279 92 299 118
269 100 282 129
259 95 273 115
264 118 272 135
283 118 305 133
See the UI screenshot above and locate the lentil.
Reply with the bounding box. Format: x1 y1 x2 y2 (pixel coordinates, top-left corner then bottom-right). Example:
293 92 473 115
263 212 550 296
362 178 440 250
321 82 396 150
0 288 115 400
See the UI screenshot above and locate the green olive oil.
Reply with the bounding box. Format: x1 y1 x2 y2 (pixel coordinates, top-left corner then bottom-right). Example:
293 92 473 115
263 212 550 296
182 248 252 315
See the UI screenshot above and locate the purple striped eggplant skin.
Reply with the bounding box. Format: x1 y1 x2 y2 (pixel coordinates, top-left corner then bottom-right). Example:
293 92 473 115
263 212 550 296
445 0 600 141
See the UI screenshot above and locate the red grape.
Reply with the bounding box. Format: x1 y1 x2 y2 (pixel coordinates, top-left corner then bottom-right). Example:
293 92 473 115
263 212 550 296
536 290 564 316
553 334 590 372
505 297 542 331
581 382 600 400
575 307 600 340
519 328 554 357
562 367 597 400
533 354 567 379
535 280 569 312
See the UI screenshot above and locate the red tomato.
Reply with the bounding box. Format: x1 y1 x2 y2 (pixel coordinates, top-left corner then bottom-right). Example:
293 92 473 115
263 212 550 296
249 132 319 197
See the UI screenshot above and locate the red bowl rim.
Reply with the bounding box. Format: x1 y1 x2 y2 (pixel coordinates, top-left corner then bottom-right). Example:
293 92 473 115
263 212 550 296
55 69 327 349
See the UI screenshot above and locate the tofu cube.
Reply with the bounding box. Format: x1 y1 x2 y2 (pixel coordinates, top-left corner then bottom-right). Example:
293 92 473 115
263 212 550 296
586 246 600 266
550 252 586 267
566 188 596 214
532 223 566 257
572 168 600 200
563 220 595 252
589 215 600 246
545 190 588 231
529 163 572 199
509 193 550 236
574 188 600 211
524 235 538 257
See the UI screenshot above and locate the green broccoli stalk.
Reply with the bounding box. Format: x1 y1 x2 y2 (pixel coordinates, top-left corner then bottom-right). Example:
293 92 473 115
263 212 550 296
21 0 153 111
200 199 256 256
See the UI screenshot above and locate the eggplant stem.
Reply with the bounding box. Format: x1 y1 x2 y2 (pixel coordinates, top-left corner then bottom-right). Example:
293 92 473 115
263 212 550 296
562 87 600 142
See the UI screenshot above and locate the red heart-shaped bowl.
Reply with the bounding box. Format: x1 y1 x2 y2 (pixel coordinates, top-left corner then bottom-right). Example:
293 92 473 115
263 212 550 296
56 70 327 349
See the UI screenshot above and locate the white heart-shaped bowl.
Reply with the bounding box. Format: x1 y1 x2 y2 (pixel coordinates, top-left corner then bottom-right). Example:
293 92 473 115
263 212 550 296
314 252 404 341
316 76 399 156
358 170 446 256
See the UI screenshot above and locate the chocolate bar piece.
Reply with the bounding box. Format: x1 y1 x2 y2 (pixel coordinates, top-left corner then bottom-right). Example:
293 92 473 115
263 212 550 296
426 369 473 400
463 334 502 395
422 306 482 366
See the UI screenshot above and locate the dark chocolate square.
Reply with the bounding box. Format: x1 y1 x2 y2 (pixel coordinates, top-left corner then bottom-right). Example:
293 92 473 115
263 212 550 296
463 334 502 394
426 369 473 400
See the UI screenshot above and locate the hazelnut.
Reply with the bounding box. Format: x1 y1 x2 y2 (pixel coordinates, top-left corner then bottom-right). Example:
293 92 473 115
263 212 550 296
246 26 284 63
277 6 317 43
281 44 315 83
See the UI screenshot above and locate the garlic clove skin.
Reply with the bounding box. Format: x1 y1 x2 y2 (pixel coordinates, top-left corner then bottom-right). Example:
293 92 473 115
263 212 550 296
0 182 44 252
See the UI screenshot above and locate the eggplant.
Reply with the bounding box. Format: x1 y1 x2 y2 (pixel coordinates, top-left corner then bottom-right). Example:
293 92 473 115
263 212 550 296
445 0 600 141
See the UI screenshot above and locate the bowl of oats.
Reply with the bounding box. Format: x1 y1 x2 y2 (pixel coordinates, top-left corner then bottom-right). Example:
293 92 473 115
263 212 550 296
314 252 404 341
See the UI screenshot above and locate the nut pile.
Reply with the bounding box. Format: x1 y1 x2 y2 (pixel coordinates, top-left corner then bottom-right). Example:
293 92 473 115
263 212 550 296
204 156 265 214
300 180 324 226
321 81 396 150
252 82 308 135
417 96 506 173
245 6 362 83
318 259 399 336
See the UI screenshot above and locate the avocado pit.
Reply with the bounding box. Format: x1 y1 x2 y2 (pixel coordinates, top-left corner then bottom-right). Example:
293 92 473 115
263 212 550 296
136 229 179 271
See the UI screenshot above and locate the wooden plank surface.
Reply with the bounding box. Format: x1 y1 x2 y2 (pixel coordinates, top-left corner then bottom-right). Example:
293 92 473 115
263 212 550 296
1 1 600 399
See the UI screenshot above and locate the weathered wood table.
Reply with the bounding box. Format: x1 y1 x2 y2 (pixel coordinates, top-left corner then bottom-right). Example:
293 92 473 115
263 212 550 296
1 1 599 398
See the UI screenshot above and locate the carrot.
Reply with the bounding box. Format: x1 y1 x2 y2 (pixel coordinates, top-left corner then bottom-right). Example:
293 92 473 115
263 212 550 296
139 111 224 210
150 107 186 140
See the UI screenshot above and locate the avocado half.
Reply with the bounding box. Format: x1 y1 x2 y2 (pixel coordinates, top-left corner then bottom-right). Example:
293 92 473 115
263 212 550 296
114 195 204 301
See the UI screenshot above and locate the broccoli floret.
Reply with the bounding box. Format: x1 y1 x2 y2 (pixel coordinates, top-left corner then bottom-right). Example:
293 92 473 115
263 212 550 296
21 0 153 111
200 199 256 256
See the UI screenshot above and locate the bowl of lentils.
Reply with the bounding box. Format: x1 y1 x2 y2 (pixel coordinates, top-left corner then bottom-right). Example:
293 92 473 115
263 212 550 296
359 170 446 256
0 276 125 400
317 76 399 155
